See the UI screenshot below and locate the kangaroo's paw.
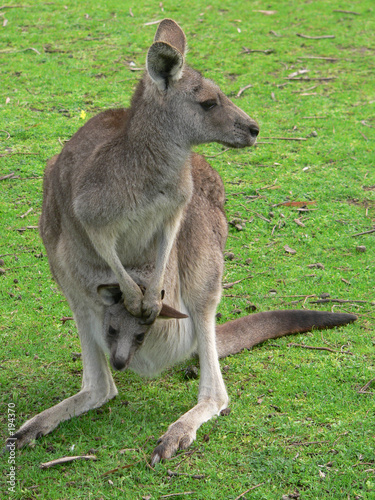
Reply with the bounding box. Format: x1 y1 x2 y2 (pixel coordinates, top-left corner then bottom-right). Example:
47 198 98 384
123 283 144 318
150 421 196 466
5 418 48 450
140 290 163 325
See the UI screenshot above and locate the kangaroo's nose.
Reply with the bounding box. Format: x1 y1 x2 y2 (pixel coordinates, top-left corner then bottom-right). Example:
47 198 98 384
249 123 260 138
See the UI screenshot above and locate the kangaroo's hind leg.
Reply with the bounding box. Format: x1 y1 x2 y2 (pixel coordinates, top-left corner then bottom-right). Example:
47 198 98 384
7 305 117 449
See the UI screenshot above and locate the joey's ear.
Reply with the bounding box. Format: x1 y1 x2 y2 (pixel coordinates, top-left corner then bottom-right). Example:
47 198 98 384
154 19 186 55
97 284 122 306
158 303 188 320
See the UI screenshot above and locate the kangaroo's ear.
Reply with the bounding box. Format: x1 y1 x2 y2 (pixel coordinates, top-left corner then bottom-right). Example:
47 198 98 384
147 19 186 91
158 303 188 320
147 42 184 91
97 284 123 306
154 19 186 55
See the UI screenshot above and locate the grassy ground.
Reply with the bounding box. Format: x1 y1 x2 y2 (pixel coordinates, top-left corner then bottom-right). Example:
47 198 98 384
1 1 374 499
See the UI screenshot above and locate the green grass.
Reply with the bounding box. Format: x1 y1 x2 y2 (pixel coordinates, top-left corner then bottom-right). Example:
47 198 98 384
1 1 374 499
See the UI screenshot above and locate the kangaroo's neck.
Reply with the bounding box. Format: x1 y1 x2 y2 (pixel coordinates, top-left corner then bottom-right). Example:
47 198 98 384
125 78 192 174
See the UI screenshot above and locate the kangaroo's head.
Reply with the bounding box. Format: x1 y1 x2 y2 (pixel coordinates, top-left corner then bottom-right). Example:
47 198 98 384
97 284 187 371
131 19 259 149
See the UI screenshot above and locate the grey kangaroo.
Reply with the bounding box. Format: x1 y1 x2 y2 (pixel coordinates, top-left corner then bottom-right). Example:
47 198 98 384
7 19 356 464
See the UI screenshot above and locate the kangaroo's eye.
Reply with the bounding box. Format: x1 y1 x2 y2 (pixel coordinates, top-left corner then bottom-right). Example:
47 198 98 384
135 333 145 345
200 99 217 111
108 326 118 337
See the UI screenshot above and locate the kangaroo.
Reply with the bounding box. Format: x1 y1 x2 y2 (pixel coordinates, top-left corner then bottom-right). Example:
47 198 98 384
7 19 356 464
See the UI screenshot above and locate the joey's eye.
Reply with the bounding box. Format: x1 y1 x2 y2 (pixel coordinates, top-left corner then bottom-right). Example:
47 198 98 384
135 333 145 345
200 100 217 111
108 326 118 337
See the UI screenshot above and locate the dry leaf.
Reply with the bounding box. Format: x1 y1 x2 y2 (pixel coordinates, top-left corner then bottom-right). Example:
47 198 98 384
294 218 306 227
288 69 309 79
307 263 325 270
254 10 277 15
284 245 296 254
356 245 366 252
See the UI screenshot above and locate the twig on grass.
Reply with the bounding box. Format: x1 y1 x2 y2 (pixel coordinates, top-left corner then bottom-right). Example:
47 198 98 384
170 447 200 470
223 275 253 290
40 455 97 469
287 343 354 355
361 120 374 129
333 9 361 15
0 129 10 140
331 432 349 448
0 151 39 157
273 200 316 208
287 77 336 82
167 470 205 480
234 483 265 499
309 298 369 305
0 47 40 55
19 207 33 219
297 56 340 62
15 226 38 232
351 228 375 237
61 316 74 324
242 47 274 55
358 378 375 394
254 212 272 222
297 34 335 39
287 440 328 447
0 5 29 9
292 85 319 94
203 148 230 158
100 460 142 477
160 492 195 498
236 84 253 98
260 136 307 141
0 172 15 181
144 19 163 26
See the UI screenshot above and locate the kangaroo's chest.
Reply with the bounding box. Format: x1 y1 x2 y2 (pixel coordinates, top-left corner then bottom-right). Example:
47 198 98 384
115 176 193 265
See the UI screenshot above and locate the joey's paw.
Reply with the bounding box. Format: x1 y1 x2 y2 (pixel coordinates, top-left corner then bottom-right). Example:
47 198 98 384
150 422 195 466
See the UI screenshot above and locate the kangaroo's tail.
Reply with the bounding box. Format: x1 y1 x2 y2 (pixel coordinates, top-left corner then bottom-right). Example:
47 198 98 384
215 310 357 358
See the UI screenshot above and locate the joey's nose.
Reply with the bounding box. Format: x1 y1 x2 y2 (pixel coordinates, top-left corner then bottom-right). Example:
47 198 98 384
111 356 128 371
249 123 260 138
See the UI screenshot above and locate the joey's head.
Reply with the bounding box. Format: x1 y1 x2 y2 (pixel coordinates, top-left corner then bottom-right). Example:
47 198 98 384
98 285 148 371
141 19 259 149
98 284 188 372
